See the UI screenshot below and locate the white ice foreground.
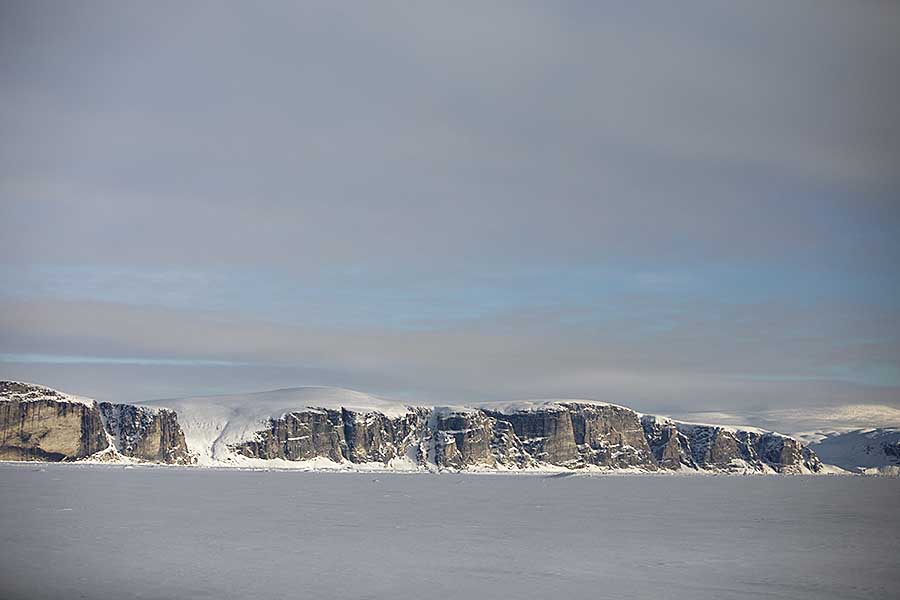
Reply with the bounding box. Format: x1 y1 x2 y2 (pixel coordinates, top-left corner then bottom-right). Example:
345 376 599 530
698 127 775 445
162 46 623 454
0 463 897 600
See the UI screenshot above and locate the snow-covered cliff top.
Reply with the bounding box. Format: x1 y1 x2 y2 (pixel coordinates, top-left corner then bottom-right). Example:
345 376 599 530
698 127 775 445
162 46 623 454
0 381 95 407
143 387 417 464
147 386 416 419
482 399 633 414
641 413 772 436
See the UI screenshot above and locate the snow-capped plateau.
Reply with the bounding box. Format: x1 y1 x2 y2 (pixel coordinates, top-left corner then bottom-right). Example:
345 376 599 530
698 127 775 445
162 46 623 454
2 380 890 475
0 380 95 407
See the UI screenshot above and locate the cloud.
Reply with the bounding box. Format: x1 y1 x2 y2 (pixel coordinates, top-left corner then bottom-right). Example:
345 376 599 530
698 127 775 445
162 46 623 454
1 2 898 267
1 297 897 412
0 2 898 412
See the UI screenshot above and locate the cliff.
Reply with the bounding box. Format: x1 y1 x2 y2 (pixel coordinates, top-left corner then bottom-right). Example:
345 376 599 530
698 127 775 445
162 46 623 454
233 407 429 465
99 403 193 464
1 382 824 474
485 402 656 470
0 382 191 464
0 381 108 461
641 415 822 474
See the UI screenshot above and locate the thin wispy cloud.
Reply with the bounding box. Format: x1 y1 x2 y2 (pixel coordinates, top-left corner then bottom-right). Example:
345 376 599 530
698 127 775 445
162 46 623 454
0 353 254 367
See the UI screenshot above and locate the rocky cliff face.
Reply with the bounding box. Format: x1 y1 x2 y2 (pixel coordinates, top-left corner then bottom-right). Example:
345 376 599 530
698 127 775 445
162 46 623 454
1 381 825 473
99 403 192 464
430 408 535 470
485 404 579 465
0 382 108 461
0 382 193 464
641 415 822 473
342 407 430 464
485 403 656 469
235 409 347 462
640 416 695 469
233 407 430 465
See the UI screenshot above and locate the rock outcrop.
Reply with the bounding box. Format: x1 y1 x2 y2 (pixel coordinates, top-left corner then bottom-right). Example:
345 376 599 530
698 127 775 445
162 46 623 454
341 407 429 464
640 416 696 469
0 381 109 461
99 403 192 464
641 415 822 473
235 409 347 462
233 407 430 465
485 403 656 469
485 404 579 465
430 408 535 470
0 381 825 473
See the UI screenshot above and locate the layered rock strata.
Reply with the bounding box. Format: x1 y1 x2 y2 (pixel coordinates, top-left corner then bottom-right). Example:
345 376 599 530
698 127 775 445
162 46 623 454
1 381 823 473
233 407 430 465
0 381 108 461
99 403 192 464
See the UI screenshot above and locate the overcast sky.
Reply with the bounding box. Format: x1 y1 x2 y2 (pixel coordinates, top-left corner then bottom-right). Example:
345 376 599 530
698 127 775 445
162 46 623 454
1 1 898 427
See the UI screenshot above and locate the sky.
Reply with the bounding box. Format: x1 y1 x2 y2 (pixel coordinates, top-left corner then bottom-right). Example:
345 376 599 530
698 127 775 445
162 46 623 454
1 2 899 429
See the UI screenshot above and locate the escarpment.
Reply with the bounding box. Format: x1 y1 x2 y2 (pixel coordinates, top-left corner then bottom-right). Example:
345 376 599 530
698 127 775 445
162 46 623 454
0 382 191 463
233 407 430 465
483 403 656 469
0 381 108 461
99 403 192 464
1 381 824 473
641 416 822 474
341 407 430 464
430 408 535 470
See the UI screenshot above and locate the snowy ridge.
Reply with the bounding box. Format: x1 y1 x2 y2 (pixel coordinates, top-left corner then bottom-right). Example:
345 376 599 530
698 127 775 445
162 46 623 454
807 428 900 475
483 398 632 414
644 414 773 437
0 380 95 407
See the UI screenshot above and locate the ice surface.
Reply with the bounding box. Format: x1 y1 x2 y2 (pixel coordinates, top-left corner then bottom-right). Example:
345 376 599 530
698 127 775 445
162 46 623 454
0 464 897 600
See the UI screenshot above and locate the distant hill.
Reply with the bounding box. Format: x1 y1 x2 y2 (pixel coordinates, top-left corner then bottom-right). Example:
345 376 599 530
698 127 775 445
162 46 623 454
807 428 900 476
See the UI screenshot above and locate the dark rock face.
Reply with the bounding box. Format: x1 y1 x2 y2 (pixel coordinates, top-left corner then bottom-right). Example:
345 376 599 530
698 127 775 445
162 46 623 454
642 415 822 473
882 441 900 461
430 409 535 470
235 409 346 462
234 407 430 465
342 408 429 464
754 433 822 474
233 402 821 473
489 405 580 465
0 383 108 461
431 409 495 469
489 419 536 469
641 416 695 469
685 425 741 468
99 403 192 464
488 403 655 469
568 404 656 469
1 381 824 473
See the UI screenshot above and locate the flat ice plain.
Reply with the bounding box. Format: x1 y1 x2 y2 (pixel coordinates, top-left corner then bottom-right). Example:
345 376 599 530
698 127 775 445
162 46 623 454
1 464 897 600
